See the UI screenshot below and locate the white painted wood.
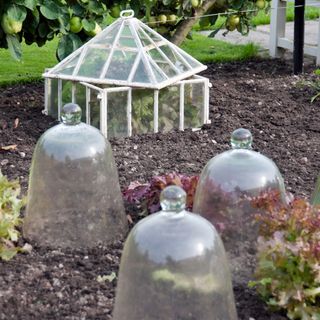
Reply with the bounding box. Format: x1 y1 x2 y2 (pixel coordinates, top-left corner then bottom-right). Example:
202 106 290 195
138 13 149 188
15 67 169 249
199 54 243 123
86 87 91 125
44 78 49 115
153 90 159 133
127 88 132 136
270 0 287 57
71 82 76 103
317 17 320 65
100 90 108 138
179 83 185 131
270 0 320 63
58 79 62 120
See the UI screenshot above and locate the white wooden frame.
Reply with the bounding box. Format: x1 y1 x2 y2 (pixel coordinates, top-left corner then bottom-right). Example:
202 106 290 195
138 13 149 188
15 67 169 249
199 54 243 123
270 0 320 64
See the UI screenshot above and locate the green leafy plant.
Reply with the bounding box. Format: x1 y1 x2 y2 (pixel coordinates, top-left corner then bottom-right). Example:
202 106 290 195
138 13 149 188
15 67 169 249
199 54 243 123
123 172 199 215
249 195 320 319
0 170 25 261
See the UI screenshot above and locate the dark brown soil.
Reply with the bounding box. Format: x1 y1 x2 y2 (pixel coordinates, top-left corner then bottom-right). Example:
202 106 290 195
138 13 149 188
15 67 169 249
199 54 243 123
0 58 319 320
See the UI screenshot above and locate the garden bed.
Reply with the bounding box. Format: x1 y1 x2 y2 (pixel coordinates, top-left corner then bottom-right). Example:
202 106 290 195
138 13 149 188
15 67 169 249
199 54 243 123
0 58 319 320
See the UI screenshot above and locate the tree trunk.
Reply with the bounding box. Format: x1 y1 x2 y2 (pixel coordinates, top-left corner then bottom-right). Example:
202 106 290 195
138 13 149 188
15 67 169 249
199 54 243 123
170 0 218 46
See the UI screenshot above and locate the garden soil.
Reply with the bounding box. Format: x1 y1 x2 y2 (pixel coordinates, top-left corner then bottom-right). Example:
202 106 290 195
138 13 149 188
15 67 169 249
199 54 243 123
0 58 319 320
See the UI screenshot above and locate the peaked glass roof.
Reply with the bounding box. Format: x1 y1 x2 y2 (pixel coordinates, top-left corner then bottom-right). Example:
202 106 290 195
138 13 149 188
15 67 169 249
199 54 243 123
44 10 207 89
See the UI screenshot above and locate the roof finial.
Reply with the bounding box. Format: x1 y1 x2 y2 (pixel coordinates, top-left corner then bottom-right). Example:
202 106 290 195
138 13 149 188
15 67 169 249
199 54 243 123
120 10 134 19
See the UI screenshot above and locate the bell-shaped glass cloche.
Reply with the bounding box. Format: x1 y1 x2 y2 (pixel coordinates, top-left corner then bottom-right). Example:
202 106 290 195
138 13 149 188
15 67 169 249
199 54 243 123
113 186 237 320
193 128 287 253
23 103 127 248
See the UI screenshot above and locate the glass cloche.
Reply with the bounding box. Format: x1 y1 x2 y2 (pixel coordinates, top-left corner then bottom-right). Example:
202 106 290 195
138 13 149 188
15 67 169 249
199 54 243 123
193 128 287 255
23 103 127 248
113 186 237 320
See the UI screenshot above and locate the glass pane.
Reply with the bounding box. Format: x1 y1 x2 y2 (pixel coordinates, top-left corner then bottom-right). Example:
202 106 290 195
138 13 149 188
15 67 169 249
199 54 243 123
54 52 80 75
159 45 190 73
77 48 110 78
106 50 137 81
132 59 151 83
94 25 119 45
149 59 167 82
158 86 180 132
89 89 101 129
121 23 133 37
148 48 166 63
107 90 128 138
184 82 204 129
47 78 58 118
118 37 137 48
147 49 178 78
137 27 152 47
177 49 202 69
62 81 72 106
74 83 87 122
132 89 154 134
141 25 162 43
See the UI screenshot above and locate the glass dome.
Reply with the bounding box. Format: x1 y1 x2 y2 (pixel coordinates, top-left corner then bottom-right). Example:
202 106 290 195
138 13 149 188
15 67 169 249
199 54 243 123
113 186 237 320
23 103 127 248
193 128 287 253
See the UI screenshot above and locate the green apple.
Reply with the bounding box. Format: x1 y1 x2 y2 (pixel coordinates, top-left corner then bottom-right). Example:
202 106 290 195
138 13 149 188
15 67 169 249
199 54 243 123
70 16 82 33
148 16 158 27
167 14 177 25
191 0 199 8
158 14 167 24
255 0 266 9
227 14 240 31
1 14 23 35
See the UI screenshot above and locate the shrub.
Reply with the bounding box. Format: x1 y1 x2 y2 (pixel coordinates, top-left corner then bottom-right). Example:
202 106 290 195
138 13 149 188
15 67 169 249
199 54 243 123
123 172 199 215
0 170 25 261
250 195 320 319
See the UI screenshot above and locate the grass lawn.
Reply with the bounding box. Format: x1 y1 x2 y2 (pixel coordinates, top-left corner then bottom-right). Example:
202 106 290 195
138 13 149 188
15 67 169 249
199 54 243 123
181 34 258 63
0 34 258 86
0 39 58 86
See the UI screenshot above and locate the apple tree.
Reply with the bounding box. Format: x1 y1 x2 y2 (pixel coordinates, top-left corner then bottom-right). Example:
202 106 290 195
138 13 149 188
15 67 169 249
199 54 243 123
0 0 269 61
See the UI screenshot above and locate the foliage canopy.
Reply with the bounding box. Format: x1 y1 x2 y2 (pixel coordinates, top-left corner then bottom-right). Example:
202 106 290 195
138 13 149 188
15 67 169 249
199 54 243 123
0 0 268 61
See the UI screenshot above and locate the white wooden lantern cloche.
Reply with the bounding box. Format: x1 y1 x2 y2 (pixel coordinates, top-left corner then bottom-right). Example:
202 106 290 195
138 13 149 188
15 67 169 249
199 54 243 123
43 10 211 139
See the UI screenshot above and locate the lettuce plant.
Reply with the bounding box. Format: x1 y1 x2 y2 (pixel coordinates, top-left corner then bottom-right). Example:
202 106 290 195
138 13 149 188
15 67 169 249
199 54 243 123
123 172 199 215
250 194 320 319
0 170 25 261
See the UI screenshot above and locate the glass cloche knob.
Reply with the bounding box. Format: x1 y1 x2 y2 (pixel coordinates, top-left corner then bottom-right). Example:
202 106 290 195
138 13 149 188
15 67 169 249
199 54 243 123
230 128 252 149
61 103 82 125
160 186 186 212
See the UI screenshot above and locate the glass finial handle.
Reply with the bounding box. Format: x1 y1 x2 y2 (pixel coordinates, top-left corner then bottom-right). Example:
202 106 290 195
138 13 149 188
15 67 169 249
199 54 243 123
61 103 82 125
231 128 252 149
160 186 186 212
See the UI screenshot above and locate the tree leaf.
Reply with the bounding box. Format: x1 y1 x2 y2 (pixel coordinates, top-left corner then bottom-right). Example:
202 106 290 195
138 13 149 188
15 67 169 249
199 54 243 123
40 0 62 20
57 33 82 61
82 18 95 32
6 34 21 61
87 0 106 15
14 0 37 11
7 4 27 22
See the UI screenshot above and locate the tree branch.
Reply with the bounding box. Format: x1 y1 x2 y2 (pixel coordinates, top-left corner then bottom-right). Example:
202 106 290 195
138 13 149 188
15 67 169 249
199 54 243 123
170 0 218 46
